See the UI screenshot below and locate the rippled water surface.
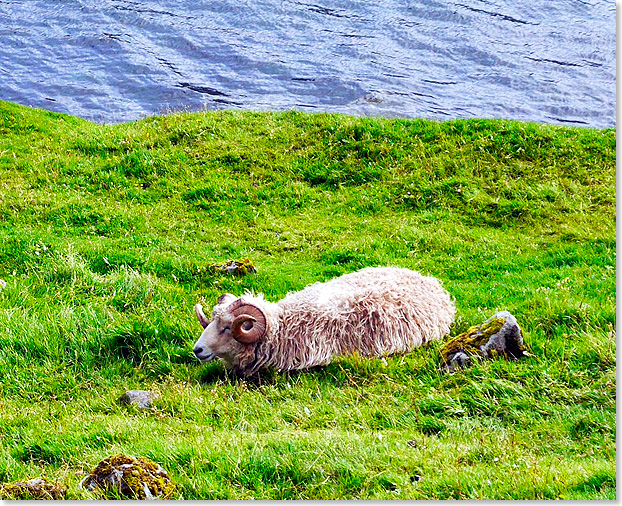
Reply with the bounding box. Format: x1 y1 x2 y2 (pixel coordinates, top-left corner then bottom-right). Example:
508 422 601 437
0 0 616 127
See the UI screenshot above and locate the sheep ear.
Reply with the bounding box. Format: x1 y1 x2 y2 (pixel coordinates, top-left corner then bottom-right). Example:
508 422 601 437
195 304 210 329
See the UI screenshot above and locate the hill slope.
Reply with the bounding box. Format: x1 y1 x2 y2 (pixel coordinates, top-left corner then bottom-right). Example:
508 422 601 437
0 101 615 499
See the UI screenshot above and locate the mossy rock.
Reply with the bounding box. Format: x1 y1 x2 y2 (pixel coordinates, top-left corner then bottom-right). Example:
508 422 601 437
209 258 257 276
0 477 67 500
440 310 528 371
81 454 175 499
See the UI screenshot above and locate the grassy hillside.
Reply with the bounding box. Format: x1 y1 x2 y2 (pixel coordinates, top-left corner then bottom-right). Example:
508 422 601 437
0 100 615 499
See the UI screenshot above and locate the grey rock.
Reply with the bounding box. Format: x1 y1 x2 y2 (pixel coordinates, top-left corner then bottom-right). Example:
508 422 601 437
440 310 528 372
447 350 471 369
118 390 158 409
478 311 525 358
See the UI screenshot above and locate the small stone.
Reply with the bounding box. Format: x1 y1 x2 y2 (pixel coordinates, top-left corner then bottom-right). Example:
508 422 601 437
364 93 383 104
440 311 527 371
118 390 158 409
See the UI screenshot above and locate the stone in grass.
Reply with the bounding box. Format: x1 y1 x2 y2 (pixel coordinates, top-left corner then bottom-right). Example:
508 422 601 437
118 390 159 409
80 454 175 500
0 477 67 500
209 258 257 276
440 310 528 371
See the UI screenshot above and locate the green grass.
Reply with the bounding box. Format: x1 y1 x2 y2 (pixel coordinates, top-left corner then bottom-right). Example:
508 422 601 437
0 100 615 499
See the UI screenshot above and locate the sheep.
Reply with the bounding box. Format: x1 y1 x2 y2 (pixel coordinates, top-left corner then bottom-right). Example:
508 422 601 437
193 266 455 376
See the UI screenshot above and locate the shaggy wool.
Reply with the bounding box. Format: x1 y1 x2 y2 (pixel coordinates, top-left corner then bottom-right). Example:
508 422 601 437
207 267 456 376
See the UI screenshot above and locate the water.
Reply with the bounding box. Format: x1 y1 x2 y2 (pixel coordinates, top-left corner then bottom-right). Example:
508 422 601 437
0 0 616 127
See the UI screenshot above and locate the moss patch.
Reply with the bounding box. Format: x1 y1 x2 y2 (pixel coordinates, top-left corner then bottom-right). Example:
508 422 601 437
0 477 67 500
209 258 258 276
81 454 175 499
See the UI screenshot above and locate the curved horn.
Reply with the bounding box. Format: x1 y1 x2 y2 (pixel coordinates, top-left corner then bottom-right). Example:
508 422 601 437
228 300 267 344
195 304 210 329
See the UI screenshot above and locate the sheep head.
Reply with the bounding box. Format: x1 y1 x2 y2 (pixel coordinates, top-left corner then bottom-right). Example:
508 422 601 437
193 295 268 367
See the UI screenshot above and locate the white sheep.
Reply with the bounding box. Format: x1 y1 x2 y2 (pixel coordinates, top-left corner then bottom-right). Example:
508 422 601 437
193 266 455 376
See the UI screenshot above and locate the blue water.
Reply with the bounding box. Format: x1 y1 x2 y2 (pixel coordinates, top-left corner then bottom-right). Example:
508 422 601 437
0 0 616 127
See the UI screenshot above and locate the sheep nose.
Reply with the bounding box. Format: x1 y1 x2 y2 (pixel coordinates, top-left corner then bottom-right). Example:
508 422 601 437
193 346 203 356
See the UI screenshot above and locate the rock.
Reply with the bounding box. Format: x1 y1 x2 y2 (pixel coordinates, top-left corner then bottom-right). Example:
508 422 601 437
440 311 528 371
209 258 257 276
364 93 383 104
0 478 67 500
80 454 175 499
118 390 158 409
